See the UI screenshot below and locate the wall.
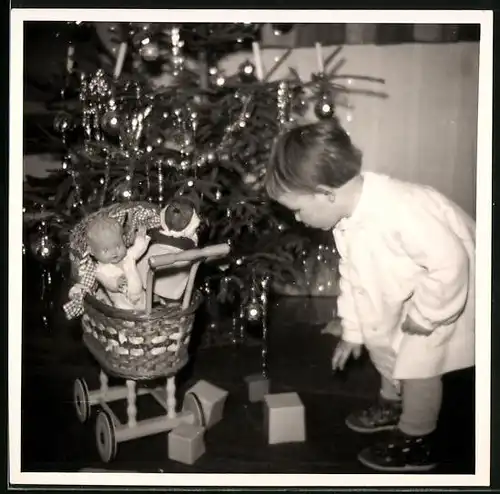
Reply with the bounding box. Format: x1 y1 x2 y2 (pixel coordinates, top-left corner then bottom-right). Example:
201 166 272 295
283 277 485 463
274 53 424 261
24 42 480 218
218 42 480 218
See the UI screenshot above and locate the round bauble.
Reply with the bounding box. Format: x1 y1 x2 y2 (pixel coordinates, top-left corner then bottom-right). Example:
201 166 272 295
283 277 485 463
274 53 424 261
314 95 335 120
53 112 73 134
112 182 136 202
29 228 60 263
101 110 120 135
238 60 257 83
140 42 160 61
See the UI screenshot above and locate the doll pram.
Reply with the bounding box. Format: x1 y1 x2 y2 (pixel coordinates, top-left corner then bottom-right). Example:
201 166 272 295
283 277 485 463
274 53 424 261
69 205 230 463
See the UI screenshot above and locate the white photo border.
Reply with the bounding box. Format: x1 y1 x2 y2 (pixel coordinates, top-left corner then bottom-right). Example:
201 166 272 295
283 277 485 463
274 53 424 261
10 8 493 488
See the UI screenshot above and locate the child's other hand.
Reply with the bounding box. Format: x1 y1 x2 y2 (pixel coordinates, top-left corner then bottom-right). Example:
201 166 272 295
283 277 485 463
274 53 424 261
136 225 147 238
332 340 362 371
402 315 433 336
321 318 342 337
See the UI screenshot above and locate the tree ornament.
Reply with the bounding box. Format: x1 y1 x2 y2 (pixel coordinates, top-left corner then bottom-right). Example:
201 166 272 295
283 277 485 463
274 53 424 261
101 109 120 135
194 154 207 168
113 181 136 202
206 151 217 164
244 297 262 322
271 23 295 36
29 222 60 263
314 92 335 120
139 41 160 61
209 68 226 87
238 60 257 83
165 157 179 168
53 112 73 134
169 26 185 77
276 80 292 127
154 135 165 148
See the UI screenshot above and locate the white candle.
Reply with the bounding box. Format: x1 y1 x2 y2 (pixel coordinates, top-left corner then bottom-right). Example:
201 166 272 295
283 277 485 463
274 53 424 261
66 44 75 73
114 42 128 80
252 41 264 81
315 42 324 73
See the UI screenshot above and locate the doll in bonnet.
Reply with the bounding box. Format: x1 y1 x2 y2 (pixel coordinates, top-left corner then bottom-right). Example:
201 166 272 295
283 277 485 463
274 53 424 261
136 197 200 303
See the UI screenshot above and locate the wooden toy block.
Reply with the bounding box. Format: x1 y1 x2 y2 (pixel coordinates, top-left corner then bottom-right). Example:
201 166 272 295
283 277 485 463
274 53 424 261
264 392 306 445
167 423 206 465
183 380 228 429
244 373 271 403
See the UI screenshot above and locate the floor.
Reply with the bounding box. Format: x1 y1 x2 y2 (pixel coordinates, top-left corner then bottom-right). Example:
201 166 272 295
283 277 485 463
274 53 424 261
20 261 475 475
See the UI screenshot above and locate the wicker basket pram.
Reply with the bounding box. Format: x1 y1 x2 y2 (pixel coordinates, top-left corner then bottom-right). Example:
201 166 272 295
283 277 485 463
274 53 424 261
68 202 229 380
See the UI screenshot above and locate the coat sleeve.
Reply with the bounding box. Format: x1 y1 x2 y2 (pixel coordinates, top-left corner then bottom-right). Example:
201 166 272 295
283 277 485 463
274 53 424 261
394 194 471 332
336 259 364 344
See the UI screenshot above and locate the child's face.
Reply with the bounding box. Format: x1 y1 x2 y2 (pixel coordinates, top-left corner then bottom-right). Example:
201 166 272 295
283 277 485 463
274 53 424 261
89 230 127 264
277 189 344 230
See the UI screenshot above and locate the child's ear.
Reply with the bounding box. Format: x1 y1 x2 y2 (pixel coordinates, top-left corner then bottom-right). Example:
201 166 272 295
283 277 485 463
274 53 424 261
316 185 336 202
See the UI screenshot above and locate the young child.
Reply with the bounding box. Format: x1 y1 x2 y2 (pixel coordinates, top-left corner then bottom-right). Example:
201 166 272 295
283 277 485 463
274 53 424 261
136 197 200 302
70 216 151 311
265 119 475 473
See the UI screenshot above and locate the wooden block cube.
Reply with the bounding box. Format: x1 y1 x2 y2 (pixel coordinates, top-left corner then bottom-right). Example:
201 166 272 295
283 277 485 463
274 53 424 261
184 380 228 429
244 374 271 403
264 392 306 445
168 424 206 465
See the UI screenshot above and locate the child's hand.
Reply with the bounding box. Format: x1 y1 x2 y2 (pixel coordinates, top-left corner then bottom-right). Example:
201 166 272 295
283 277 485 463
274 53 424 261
117 275 128 294
332 340 362 371
321 318 342 337
402 315 433 336
69 283 85 299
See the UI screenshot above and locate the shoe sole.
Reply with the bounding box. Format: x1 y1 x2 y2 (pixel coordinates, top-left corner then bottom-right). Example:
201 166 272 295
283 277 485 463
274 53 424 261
345 418 398 434
358 453 437 473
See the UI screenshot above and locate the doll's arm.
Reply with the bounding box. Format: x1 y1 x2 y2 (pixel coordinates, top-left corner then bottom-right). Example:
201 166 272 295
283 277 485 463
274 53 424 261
395 200 472 332
69 282 85 299
128 227 151 260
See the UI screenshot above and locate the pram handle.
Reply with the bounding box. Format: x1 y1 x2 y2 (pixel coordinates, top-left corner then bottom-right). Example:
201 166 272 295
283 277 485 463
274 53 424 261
145 243 230 314
148 243 231 271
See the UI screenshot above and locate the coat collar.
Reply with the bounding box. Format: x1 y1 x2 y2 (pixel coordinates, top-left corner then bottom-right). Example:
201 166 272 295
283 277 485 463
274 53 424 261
336 172 378 231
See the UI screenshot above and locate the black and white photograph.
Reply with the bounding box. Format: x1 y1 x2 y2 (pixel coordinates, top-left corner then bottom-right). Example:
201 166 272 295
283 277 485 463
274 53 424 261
10 9 493 487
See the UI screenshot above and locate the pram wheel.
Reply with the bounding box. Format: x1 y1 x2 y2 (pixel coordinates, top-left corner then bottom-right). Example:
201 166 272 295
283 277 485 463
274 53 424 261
73 378 91 423
182 392 206 428
95 409 117 463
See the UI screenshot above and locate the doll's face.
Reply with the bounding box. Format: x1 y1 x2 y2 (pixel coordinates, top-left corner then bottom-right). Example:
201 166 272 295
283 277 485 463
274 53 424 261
89 229 126 264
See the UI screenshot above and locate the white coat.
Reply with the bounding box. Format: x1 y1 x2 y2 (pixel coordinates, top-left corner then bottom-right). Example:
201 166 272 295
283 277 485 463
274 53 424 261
333 172 475 381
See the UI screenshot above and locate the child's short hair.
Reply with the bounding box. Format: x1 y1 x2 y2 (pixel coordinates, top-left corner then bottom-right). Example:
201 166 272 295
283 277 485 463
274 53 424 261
265 118 362 199
163 199 196 232
87 216 122 245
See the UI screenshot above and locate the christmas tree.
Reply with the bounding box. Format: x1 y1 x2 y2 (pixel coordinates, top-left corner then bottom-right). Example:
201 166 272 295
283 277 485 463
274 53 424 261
23 22 387 309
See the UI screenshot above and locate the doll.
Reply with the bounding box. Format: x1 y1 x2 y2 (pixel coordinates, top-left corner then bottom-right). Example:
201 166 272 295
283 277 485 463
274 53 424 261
70 215 150 311
136 197 200 302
